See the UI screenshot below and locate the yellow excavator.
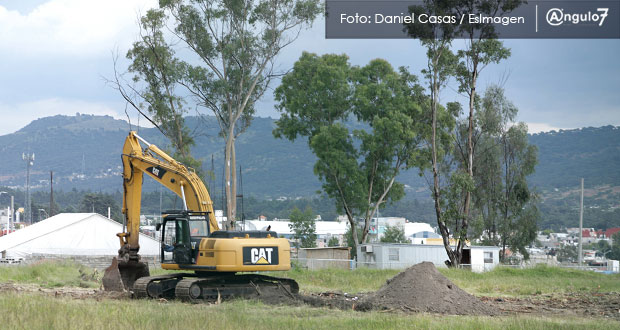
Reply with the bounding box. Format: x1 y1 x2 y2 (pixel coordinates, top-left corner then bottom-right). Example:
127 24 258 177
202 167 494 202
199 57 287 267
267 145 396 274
102 131 297 302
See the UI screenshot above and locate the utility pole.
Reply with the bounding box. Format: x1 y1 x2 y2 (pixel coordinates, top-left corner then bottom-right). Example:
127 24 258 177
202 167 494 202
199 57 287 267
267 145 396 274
10 195 14 230
50 171 54 217
579 178 584 268
22 152 34 224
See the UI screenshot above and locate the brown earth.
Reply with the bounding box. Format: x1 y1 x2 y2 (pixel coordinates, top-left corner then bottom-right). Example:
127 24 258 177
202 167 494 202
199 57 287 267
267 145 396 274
354 262 498 315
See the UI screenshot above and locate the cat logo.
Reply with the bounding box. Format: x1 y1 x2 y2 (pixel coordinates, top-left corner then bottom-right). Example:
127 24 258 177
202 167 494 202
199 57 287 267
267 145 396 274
243 247 279 265
146 166 167 179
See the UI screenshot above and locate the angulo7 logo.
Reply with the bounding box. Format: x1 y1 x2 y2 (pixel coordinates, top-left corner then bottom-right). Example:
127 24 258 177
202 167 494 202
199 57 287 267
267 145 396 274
546 8 609 26
243 246 279 265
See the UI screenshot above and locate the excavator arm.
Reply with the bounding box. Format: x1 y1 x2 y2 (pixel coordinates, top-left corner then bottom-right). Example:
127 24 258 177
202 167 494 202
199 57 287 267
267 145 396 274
104 131 219 290
118 131 219 256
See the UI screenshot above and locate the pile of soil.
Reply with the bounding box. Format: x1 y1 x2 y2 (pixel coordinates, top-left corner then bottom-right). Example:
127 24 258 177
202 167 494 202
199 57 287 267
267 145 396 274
356 262 499 315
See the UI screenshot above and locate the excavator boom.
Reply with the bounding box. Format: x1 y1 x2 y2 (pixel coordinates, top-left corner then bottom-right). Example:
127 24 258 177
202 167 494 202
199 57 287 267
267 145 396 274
104 131 218 290
103 131 295 300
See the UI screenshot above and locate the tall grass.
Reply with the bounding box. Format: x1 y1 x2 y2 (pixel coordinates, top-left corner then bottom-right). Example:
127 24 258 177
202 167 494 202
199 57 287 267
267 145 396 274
439 264 620 296
0 260 99 288
1 293 616 330
4 261 619 297
272 267 401 293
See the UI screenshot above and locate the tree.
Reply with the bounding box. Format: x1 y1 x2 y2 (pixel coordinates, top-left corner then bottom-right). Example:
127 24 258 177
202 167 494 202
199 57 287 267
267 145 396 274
380 225 408 243
557 245 578 263
345 225 363 259
405 0 524 266
469 87 539 261
607 233 620 261
115 0 321 229
274 54 426 254
79 193 123 222
327 236 340 247
405 2 462 265
288 206 317 248
497 123 539 260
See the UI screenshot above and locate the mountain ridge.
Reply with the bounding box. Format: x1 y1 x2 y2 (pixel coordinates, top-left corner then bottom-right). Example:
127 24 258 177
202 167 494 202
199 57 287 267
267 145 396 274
1 115 618 200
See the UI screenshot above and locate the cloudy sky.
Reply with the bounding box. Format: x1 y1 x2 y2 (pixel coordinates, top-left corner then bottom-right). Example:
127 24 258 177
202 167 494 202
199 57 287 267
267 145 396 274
0 0 618 136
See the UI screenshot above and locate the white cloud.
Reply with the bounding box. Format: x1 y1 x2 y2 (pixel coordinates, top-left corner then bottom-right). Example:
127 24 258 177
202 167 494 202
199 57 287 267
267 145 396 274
525 122 568 134
0 0 157 58
0 98 127 135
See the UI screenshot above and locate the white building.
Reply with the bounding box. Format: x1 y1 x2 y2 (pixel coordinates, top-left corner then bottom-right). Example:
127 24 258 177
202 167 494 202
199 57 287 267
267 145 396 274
0 213 160 258
244 219 349 247
357 243 500 272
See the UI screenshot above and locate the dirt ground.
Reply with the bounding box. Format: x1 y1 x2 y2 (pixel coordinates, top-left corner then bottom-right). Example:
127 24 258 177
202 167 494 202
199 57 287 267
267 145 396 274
2 261 620 321
1 282 619 320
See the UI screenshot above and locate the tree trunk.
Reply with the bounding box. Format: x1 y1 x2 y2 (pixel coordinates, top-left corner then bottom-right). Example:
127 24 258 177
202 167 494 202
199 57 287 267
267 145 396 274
224 121 237 230
430 57 458 267
460 60 478 265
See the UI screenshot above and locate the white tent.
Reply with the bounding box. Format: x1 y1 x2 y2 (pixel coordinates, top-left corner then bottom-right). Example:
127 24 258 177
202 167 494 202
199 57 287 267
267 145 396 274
0 213 160 258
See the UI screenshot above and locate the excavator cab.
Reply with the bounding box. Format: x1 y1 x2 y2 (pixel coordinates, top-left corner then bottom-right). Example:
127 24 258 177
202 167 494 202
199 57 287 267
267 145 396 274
160 211 210 265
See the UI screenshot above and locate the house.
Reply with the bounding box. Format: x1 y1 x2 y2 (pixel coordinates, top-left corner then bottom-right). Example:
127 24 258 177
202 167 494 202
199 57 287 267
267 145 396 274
357 243 500 272
605 228 620 239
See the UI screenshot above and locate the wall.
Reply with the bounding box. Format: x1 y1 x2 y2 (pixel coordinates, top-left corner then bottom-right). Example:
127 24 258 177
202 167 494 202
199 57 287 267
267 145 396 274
20 254 161 271
298 247 351 270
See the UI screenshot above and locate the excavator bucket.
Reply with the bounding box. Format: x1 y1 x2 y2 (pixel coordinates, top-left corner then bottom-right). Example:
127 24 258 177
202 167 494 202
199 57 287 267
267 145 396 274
103 257 150 291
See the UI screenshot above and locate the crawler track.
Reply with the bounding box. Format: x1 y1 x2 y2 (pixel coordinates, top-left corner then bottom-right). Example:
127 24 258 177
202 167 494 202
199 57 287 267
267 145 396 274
132 273 299 303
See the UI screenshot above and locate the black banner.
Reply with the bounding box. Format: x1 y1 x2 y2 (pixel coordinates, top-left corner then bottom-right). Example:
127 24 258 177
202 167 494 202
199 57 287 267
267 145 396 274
326 1 620 39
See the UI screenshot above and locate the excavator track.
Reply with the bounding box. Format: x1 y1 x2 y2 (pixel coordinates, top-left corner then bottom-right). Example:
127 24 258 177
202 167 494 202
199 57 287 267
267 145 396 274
132 273 192 299
174 274 299 303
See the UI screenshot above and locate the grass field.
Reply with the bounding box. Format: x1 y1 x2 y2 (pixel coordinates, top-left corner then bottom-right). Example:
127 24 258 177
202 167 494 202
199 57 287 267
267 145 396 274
0 260 99 288
266 264 620 297
1 292 616 330
1 261 620 329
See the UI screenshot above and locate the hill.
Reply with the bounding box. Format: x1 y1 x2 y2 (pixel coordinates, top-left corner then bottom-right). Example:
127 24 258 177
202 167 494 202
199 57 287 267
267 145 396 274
0 115 619 199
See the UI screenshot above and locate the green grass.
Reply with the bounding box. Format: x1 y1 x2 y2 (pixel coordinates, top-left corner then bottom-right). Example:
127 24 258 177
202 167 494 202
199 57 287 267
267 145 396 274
1 292 617 330
0 260 99 288
270 267 401 294
4 261 620 298
2 262 620 328
149 263 620 297
438 264 620 297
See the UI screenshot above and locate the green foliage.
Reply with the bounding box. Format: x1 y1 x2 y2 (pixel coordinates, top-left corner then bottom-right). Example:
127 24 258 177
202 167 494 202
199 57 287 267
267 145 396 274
606 232 620 260
124 0 321 226
275 54 427 249
327 236 340 247
79 193 122 222
288 206 317 248
557 245 578 263
380 225 408 243
469 87 539 261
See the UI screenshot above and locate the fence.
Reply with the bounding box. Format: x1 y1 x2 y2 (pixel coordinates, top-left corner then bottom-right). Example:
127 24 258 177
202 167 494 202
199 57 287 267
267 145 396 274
293 257 619 273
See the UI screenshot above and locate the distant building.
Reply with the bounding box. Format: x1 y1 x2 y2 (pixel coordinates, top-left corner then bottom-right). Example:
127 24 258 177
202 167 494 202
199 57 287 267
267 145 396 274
298 247 351 270
357 243 500 272
605 228 620 239
244 219 349 247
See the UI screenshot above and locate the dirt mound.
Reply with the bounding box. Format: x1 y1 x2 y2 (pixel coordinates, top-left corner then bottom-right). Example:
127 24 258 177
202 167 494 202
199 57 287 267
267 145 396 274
357 262 498 315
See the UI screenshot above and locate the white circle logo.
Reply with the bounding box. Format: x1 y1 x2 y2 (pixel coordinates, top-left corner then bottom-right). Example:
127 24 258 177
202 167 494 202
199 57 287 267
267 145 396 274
546 8 564 26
